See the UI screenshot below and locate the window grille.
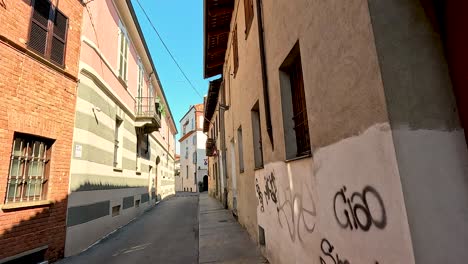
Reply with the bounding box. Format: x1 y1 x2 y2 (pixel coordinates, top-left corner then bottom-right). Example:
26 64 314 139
6 134 52 203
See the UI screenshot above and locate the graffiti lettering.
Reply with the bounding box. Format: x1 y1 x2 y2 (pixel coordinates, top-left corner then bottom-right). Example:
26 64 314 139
256 178 264 212
255 171 317 242
320 238 350 264
333 186 386 232
320 238 380 264
263 172 278 205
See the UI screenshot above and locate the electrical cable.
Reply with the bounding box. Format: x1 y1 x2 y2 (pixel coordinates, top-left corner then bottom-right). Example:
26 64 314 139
134 0 204 99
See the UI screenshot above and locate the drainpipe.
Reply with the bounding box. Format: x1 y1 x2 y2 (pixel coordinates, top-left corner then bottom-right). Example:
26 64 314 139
220 81 229 208
256 0 274 150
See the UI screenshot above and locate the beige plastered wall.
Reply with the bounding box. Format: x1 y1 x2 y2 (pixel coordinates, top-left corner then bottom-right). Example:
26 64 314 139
222 0 417 263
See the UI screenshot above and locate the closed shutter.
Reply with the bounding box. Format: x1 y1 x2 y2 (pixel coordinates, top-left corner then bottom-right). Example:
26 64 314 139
244 0 254 34
289 56 310 155
118 29 129 81
233 25 239 75
50 10 68 66
29 0 51 55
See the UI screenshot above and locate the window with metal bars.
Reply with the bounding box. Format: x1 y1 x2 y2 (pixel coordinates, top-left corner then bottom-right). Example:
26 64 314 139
28 0 68 66
5 134 53 203
280 42 311 159
244 0 254 37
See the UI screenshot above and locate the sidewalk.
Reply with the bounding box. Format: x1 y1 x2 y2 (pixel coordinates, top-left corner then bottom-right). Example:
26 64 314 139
198 193 267 264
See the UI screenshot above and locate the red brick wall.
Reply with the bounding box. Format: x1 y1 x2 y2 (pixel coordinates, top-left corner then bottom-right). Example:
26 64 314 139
0 0 83 262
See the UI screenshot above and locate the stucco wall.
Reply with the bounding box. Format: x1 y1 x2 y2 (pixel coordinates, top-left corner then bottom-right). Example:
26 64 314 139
223 0 416 263
368 0 468 263
255 124 414 264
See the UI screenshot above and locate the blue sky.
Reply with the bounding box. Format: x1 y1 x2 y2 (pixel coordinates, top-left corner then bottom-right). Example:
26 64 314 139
131 0 210 153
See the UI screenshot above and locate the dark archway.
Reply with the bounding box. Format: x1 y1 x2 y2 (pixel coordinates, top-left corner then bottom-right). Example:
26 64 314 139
203 175 208 192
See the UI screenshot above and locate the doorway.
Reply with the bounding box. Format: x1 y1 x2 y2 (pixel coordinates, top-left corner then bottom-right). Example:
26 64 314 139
203 175 208 192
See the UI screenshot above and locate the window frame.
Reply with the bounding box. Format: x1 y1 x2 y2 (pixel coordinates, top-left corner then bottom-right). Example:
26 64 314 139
27 0 69 67
117 21 129 83
251 102 264 169
237 126 245 173
5 133 54 203
114 118 123 168
279 42 311 159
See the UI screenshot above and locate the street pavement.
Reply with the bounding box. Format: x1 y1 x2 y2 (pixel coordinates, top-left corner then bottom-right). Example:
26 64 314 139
198 193 267 264
59 192 267 264
59 192 199 264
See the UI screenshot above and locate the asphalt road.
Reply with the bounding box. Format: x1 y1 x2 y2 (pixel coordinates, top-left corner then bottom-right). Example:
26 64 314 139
59 193 199 264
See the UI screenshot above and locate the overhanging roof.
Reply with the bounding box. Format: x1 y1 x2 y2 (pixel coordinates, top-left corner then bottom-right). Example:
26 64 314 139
203 0 234 78
203 78 222 132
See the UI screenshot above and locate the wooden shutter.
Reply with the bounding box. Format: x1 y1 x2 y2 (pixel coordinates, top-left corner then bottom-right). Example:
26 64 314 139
118 28 129 81
244 0 254 35
289 56 310 155
233 25 239 75
29 0 51 55
50 10 68 66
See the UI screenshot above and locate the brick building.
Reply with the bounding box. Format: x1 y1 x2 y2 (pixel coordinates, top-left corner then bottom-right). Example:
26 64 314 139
0 0 83 262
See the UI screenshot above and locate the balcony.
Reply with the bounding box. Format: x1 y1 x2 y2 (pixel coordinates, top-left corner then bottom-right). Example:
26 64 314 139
135 97 161 134
206 138 216 157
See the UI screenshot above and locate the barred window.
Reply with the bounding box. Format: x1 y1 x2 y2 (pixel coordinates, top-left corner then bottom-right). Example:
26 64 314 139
6 134 53 203
280 42 311 159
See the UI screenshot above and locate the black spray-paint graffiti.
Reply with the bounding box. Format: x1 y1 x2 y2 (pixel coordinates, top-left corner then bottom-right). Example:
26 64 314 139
319 238 380 264
263 172 278 205
333 186 387 231
277 187 316 242
320 238 350 264
255 170 317 242
256 178 264 212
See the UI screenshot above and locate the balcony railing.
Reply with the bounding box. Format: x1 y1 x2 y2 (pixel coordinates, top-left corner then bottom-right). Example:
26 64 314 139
135 97 161 134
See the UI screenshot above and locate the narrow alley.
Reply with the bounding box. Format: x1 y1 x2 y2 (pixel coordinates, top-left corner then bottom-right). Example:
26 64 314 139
1 0 468 263
58 193 199 264
57 193 265 264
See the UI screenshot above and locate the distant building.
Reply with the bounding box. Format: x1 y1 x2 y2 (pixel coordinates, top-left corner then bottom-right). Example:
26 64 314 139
174 155 181 191
204 79 228 205
179 104 208 192
203 0 468 264
64 0 177 257
0 0 84 262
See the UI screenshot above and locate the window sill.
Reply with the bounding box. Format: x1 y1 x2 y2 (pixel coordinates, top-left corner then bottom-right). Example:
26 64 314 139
113 168 123 172
1 200 53 211
254 166 264 171
0 35 77 82
117 76 128 88
285 153 312 163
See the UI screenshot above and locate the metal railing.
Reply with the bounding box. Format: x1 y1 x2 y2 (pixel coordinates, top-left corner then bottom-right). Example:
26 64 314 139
135 97 161 121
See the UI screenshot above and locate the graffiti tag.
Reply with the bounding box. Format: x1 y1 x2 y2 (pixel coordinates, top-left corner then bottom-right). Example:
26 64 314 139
256 178 264 212
263 172 278 205
320 238 350 264
333 186 386 232
320 238 380 264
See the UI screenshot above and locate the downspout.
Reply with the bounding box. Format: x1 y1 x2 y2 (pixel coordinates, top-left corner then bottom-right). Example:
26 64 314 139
220 81 228 208
256 0 274 149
